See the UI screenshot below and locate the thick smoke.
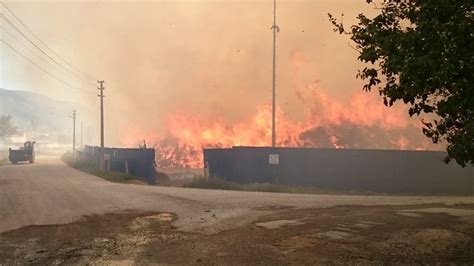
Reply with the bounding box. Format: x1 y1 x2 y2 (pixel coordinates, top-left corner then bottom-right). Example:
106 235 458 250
1 1 443 167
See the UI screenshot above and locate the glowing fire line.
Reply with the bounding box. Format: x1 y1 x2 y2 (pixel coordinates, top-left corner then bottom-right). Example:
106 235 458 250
122 86 439 168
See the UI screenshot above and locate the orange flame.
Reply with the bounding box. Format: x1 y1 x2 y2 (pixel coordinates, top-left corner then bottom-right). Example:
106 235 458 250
122 82 439 168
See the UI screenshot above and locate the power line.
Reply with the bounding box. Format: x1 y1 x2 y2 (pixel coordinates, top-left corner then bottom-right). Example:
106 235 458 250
1 1 98 81
0 25 87 83
0 13 93 84
1 39 86 92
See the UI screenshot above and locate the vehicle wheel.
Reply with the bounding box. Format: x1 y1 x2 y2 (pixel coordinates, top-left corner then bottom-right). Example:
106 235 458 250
29 160 34 164
11 161 17 164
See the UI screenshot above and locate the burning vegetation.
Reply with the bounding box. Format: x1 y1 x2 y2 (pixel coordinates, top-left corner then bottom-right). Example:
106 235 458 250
123 81 440 168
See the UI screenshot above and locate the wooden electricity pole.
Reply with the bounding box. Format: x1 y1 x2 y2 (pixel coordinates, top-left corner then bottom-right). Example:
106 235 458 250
71 110 76 155
97 80 105 169
80 122 83 148
271 0 279 147
97 80 105 148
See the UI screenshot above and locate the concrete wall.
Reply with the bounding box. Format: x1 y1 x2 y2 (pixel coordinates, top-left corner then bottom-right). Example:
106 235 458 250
84 145 156 184
204 147 474 195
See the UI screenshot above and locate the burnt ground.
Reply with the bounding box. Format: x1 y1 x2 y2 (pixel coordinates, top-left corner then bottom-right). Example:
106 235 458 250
1 204 474 265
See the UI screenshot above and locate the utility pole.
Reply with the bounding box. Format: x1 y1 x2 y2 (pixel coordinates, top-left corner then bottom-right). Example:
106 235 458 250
71 110 76 155
97 80 105 169
271 0 279 147
80 122 83 148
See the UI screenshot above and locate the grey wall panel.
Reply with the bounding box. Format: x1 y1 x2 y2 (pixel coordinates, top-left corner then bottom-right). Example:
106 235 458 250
84 145 156 184
204 147 473 195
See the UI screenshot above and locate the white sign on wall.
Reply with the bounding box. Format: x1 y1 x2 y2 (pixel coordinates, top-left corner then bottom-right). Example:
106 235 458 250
269 154 280 165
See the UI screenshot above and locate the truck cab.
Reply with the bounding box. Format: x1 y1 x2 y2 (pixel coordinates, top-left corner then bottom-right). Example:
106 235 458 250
9 141 36 164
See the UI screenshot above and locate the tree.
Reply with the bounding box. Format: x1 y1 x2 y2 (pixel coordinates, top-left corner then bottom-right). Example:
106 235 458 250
0 115 17 139
329 0 473 166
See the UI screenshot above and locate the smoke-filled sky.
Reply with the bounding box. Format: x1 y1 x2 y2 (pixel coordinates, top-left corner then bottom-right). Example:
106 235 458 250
1 0 443 164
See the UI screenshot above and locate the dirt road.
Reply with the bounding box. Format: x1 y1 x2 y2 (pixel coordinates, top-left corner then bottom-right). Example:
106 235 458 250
1 157 473 264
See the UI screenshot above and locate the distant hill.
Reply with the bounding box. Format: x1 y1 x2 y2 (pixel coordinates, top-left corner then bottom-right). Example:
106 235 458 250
0 88 92 136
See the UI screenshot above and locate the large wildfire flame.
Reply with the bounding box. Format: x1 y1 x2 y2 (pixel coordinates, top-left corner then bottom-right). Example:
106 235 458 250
122 81 439 168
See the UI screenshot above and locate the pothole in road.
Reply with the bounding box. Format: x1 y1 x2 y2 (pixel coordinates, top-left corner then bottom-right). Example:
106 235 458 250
255 219 304 229
315 220 384 239
3 204 474 265
398 208 474 223
0 211 179 265
316 230 352 240
375 228 470 256
129 213 174 231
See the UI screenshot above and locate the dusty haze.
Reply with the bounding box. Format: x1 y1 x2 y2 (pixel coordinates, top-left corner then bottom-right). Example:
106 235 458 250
1 1 442 167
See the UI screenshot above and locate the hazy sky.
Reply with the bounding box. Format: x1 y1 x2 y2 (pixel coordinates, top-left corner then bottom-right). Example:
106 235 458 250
2 0 415 148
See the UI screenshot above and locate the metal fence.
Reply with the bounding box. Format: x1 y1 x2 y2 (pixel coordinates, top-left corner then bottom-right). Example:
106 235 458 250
84 145 156 184
204 147 474 195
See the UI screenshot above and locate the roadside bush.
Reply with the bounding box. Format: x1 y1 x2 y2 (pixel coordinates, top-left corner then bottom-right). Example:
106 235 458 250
61 152 95 171
61 152 146 185
183 177 314 194
182 177 384 195
183 177 241 190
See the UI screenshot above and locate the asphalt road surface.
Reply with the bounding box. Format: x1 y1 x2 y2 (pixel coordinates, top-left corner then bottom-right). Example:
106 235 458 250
1 156 473 234
2 156 474 264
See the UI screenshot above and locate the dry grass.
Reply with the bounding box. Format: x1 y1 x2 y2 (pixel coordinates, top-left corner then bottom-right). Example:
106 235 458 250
0 157 9 166
61 152 147 185
182 177 383 195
